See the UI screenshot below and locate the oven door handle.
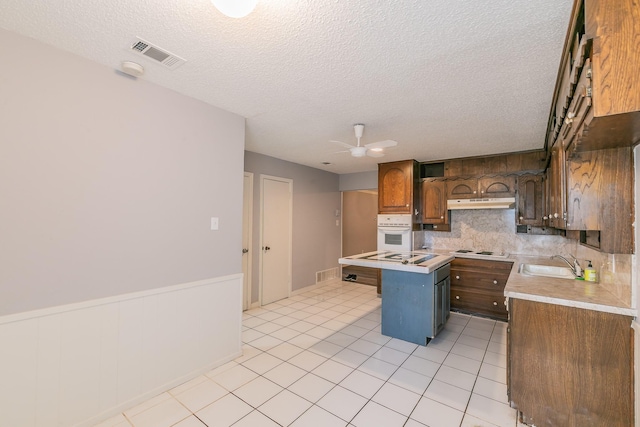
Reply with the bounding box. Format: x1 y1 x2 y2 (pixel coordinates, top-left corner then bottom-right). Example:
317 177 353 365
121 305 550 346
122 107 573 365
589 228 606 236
378 226 411 233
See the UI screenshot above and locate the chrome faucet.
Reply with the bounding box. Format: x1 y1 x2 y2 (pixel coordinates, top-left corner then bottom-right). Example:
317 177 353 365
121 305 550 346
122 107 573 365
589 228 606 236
552 254 583 277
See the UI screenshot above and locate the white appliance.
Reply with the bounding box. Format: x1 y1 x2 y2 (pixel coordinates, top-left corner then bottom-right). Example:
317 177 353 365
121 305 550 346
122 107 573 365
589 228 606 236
377 214 413 251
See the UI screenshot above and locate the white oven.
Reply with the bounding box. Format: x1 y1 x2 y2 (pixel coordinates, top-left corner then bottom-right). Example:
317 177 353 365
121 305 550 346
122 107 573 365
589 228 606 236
377 214 413 251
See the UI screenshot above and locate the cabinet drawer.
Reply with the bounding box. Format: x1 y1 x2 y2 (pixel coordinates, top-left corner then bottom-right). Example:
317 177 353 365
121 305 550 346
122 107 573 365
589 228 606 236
450 269 508 291
450 287 507 320
450 258 513 272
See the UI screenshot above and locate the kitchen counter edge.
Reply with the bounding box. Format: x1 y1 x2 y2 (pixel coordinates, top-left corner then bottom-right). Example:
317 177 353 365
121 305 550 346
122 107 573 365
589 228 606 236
339 252 454 274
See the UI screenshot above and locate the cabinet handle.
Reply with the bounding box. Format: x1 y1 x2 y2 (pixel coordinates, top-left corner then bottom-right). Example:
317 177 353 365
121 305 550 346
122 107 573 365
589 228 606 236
554 213 559 218
519 216 523 221
493 280 498 285
473 190 477 194
493 301 498 306
440 215 444 219
455 275 460 280
455 295 460 300
406 204 409 207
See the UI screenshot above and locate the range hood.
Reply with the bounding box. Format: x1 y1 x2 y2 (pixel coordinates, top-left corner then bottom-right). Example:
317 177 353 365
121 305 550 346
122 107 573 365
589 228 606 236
447 197 516 210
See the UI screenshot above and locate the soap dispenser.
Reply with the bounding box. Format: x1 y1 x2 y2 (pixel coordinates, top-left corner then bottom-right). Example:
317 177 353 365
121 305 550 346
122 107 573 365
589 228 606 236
584 261 598 282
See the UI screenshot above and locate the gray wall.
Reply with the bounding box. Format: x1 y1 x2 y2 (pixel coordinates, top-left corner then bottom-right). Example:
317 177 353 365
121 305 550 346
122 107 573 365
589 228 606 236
339 171 378 191
0 29 245 315
244 151 341 301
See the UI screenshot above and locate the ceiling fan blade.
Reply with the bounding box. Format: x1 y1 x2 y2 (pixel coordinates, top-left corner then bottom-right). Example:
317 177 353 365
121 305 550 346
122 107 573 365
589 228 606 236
365 139 397 149
366 150 385 158
330 140 356 149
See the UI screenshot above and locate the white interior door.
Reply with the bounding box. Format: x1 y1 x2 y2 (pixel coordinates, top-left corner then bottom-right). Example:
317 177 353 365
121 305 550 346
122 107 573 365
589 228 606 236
260 175 292 305
242 172 253 310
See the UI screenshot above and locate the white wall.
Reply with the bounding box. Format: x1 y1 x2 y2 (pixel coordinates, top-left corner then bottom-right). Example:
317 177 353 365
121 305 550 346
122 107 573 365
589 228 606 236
0 29 245 315
244 151 341 301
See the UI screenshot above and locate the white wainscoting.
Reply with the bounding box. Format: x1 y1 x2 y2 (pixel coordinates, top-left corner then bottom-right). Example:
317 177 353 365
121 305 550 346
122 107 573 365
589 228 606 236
0 274 243 427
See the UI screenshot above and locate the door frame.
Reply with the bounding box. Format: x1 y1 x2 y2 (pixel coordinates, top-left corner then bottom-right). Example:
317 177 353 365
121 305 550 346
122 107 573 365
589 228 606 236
258 174 293 306
242 172 254 310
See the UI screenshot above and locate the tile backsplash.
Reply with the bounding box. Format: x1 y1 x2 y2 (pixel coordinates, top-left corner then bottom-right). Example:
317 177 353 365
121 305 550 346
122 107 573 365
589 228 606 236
416 209 632 306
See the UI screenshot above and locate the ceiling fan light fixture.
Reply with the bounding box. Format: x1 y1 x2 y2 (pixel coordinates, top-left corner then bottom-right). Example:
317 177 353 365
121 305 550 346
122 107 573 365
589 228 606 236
212 0 257 18
351 146 367 157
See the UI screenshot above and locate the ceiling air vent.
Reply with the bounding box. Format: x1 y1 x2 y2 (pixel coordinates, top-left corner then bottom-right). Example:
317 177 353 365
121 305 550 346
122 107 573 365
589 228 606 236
129 38 186 70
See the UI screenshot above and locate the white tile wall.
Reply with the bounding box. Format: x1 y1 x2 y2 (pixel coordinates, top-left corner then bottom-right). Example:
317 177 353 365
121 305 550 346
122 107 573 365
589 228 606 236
0 274 243 427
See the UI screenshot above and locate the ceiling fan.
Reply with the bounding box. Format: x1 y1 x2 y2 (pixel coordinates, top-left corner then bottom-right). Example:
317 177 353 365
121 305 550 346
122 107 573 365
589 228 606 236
331 124 398 158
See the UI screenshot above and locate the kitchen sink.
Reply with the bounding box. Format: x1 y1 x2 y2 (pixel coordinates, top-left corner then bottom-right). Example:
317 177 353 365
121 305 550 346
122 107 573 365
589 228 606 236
518 263 576 280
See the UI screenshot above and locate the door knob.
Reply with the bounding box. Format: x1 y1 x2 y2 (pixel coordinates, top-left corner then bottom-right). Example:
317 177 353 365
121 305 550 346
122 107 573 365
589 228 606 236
242 248 249 254
493 280 498 285
263 246 271 251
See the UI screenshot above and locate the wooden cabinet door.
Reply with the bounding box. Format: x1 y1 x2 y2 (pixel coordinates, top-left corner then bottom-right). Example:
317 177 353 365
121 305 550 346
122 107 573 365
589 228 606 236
420 179 447 224
446 178 478 199
378 160 415 214
478 176 516 198
547 144 566 229
516 174 544 226
508 298 633 426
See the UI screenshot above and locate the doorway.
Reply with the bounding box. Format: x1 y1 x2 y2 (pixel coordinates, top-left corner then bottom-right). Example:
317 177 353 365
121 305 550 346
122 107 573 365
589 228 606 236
342 190 378 256
242 172 253 310
259 175 293 305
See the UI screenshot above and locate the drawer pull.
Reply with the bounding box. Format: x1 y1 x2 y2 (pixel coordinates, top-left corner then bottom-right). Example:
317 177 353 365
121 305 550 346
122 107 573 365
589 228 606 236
455 295 460 300
493 280 498 285
493 301 498 306
455 275 460 280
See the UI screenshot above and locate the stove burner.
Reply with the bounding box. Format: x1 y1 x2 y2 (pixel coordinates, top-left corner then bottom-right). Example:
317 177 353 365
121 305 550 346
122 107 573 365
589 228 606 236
451 249 510 259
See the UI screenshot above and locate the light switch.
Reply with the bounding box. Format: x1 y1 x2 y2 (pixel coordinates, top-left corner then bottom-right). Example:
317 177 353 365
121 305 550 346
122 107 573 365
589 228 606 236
336 219 340 226
211 217 219 230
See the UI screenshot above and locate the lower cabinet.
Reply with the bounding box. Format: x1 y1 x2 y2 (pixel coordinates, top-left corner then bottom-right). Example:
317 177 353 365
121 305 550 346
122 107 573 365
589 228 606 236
342 265 381 293
508 298 633 426
450 257 513 321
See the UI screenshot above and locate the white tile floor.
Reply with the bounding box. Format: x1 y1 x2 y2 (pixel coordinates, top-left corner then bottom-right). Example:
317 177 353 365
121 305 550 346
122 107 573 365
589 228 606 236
95 280 529 427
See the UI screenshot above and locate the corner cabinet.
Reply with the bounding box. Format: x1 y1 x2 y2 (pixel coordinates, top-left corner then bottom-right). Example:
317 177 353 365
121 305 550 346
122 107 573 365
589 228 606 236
516 174 544 226
378 160 418 215
544 141 634 253
508 298 633 426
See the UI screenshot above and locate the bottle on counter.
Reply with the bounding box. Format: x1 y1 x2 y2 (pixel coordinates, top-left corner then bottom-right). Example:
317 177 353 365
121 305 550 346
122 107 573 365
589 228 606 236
584 261 598 282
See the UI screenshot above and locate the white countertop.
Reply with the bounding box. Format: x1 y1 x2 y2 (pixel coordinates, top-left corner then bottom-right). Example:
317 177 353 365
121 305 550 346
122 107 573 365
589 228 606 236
339 250 454 274
503 255 636 317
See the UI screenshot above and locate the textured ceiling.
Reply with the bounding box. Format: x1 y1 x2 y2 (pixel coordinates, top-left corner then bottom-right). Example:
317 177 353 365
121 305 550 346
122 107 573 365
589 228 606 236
0 0 573 174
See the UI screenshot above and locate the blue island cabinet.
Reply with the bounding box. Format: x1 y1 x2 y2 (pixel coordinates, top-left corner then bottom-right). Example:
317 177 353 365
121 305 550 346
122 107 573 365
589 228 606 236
381 264 451 345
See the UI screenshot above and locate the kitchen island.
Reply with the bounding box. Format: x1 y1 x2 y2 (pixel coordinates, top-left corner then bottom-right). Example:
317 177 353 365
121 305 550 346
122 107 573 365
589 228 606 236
339 251 454 345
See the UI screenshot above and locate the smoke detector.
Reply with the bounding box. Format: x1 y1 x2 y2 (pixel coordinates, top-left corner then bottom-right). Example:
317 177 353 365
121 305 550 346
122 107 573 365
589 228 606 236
121 61 144 77
128 38 186 70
